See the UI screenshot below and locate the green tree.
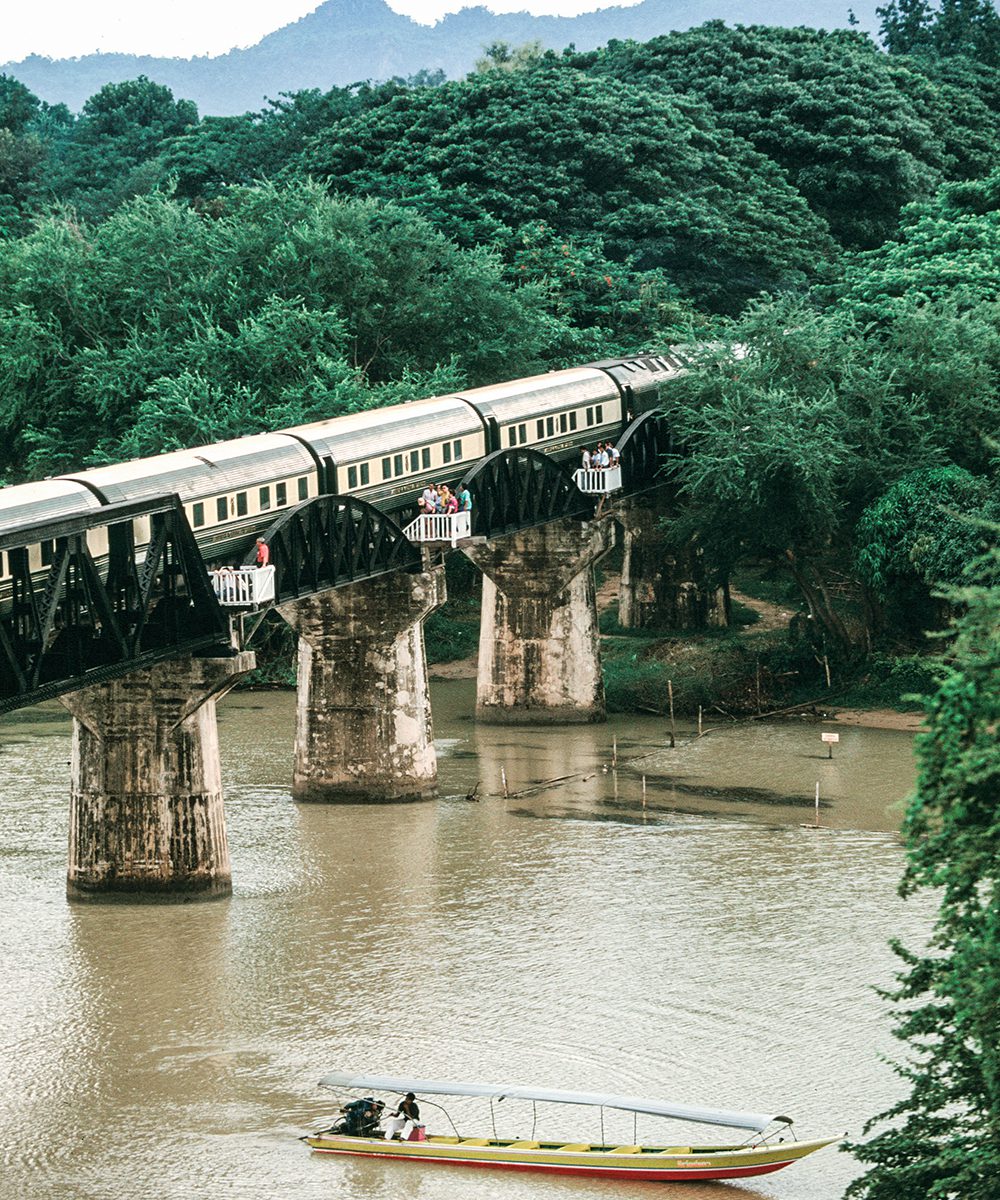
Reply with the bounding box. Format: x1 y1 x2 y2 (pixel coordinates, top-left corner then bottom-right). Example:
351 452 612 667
0 182 563 477
300 63 836 312
856 467 1000 635
846 537 1000 1199
879 0 1000 66
836 171 1000 319
578 24 1000 249
51 77 198 221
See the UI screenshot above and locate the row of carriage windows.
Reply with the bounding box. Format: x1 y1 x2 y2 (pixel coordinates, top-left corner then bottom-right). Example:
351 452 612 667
379 440 463 483
518 406 603 447
190 476 309 529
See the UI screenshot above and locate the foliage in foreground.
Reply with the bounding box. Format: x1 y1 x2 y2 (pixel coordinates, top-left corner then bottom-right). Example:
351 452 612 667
846 541 1000 1199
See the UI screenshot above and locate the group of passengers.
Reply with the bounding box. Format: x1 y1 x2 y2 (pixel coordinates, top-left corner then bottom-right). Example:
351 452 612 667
338 1092 422 1141
418 482 473 516
581 442 620 471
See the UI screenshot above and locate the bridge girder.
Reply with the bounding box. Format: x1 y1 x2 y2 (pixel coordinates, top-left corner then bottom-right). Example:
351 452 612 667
242 494 422 604
0 497 229 714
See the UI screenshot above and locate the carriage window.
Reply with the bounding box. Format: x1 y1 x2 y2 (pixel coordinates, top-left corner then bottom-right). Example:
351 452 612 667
276 482 287 506
347 466 358 489
519 423 527 443
360 463 370 485
217 497 228 522
259 486 271 511
0 552 4 575
40 540 55 566
546 417 555 436
508 427 517 446
569 412 577 431
453 440 463 461
585 407 594 426
596 404 604 423
394 454 404 477
236 492 248 517
559 414 568 433
382 457 392 480
443 443 452 464
410 450 419 472
297 477 309 501
421 448 430 469
537 419 544 439
192 502 205 528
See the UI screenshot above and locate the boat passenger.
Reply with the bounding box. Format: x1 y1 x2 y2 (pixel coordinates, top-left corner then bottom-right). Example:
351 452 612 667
444 488 459 515
384 1092 421 1140
457 485 472 512
255 537 270 567
581 447 591 470
418 484 436 514
343 1097 384 1136
609 443 621 468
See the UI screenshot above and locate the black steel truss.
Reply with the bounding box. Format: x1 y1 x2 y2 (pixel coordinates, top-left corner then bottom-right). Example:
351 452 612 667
617 410 671 493
0 496 229 714
244 494 421 603
458 448 592 539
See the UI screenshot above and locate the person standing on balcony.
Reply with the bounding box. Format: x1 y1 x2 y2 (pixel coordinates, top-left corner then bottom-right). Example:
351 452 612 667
458 484 472 512
581 446 591 471
255 537 270 567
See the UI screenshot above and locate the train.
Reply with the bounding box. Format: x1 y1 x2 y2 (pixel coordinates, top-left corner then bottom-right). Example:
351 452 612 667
0 354 682 576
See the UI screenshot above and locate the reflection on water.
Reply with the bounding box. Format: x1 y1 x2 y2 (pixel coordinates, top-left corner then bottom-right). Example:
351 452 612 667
1 681 926 1200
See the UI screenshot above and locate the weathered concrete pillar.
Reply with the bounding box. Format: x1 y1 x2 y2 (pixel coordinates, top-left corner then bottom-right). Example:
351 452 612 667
463 517 615 724
62 651 255 903
278 567 445 803
616 493 728 629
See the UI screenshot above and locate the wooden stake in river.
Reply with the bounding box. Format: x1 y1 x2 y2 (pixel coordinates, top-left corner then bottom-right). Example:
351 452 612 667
668 680 676 749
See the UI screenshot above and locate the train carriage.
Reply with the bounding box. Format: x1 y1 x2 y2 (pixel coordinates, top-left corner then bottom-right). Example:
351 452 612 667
458 368 622 463
58 433 319 566
284 396 487 515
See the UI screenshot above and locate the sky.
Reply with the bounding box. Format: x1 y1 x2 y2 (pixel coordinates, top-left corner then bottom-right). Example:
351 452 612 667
1 0 636 62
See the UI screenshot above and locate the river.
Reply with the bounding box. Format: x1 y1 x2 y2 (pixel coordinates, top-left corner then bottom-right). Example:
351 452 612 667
0 681 931 1200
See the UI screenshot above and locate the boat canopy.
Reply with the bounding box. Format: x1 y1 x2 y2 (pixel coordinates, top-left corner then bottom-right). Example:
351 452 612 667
317 1072 790 1133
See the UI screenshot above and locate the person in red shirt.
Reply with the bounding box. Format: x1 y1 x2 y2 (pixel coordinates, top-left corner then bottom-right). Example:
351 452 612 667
255 537 270 566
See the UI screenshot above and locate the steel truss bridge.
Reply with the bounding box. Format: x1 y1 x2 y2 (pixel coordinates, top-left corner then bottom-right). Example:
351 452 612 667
0 412 668 713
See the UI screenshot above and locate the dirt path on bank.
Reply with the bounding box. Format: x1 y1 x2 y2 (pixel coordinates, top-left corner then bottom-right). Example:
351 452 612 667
730 587 794 632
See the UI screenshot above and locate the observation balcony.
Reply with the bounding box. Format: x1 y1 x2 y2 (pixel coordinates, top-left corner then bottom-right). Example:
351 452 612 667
210 565 276 607
402 511 472 548
573 466 623 495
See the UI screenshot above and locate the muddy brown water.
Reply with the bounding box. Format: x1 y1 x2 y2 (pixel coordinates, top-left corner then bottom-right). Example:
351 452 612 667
1 681 930 1200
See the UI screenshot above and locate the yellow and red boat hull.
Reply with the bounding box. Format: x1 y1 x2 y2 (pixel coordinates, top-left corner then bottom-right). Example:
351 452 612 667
304 1132 838 1181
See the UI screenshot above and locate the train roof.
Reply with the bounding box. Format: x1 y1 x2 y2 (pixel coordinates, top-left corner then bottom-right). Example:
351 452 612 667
284 395 482 461
58 433 316 505
0 479 103 535
456 368 615 424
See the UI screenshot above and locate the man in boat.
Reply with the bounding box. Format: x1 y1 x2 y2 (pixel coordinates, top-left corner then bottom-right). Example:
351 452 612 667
383 1092 420 1140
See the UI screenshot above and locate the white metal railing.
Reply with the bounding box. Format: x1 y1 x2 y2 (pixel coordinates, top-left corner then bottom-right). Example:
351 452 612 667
403 510 472 547
573 465 623 495
210 565 276 606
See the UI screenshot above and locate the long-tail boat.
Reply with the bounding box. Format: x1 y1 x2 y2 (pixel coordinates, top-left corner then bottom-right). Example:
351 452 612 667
302 1071 838 1183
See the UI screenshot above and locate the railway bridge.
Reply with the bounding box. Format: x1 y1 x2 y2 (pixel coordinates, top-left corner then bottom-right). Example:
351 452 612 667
0 357 723 901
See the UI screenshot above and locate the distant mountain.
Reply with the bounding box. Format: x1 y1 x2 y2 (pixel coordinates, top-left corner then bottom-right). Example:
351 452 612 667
1 0 879 116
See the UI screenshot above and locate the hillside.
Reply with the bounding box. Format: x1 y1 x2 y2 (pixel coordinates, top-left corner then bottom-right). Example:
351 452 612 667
1 0 877 115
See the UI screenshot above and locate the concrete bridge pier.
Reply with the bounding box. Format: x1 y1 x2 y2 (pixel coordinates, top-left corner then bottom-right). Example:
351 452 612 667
62 651 255 903
463 516 615 724
278 566 446 803
616 493 728 629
